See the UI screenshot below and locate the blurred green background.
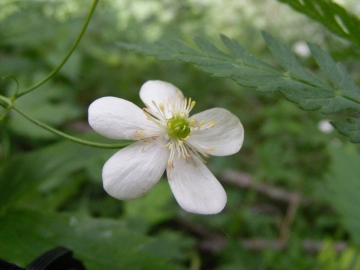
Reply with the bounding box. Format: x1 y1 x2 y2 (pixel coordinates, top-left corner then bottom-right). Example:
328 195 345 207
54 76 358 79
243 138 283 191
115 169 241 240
1 0 360 269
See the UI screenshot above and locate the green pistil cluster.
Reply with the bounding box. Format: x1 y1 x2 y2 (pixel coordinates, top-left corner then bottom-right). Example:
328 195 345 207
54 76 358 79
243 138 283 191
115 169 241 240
167 115 191 140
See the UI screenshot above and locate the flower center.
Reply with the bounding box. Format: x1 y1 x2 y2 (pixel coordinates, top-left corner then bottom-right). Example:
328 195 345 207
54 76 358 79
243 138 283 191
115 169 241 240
167 115 191 140
139 94 217 168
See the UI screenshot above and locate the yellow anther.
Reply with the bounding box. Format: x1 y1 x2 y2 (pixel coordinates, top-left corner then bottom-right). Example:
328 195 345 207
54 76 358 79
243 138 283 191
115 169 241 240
178 140 183 146
135 131 145 137
209 121 216 128
199 120 205 128
207 147 215 151
190 101 196 110
183 136 189 140
159 103 164 111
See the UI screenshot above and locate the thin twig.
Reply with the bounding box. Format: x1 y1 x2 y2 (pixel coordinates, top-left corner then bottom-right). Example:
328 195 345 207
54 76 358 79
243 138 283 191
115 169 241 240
220 170 313 206
242 239 348 253
278 193 301 244
179 218 348 253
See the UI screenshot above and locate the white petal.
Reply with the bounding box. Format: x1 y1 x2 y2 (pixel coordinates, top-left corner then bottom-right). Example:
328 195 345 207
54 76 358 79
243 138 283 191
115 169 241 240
103 139 169 200
167 154 227 214
139 80 184 111
188 108 244 156
88 96 157 140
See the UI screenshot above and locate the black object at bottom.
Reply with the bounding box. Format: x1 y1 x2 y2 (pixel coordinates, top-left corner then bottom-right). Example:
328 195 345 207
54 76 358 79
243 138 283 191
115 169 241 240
0 259 25 270
0 247 86 270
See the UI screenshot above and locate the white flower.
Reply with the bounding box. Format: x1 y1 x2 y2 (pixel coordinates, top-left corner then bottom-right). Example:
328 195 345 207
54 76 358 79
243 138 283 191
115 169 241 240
88 80 244 214
318 120 334 134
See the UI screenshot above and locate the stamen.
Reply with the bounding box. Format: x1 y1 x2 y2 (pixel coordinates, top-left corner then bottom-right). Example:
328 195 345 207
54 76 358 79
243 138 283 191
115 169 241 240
208 121 216 128
140 93 213 168
199 120 205 128
135 131 146 137
202 153 210 158
143 110 160 125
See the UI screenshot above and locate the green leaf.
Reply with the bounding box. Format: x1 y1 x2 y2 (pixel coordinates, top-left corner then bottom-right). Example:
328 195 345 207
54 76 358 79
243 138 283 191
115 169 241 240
124 180 175 226
118 32 360 143
144 231 195 264
116 38 279 80
0 133 118 212
118 32 360 116
326 144 360 245
317 240 360 270
331 118 360 143
8 82 82 139
219 34 276 72
277 0 360 49
261 32 325 88
0 209 184 270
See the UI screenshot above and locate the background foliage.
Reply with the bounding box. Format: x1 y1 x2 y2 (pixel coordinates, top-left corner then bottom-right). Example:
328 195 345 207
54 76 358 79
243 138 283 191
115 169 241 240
1 0 360 269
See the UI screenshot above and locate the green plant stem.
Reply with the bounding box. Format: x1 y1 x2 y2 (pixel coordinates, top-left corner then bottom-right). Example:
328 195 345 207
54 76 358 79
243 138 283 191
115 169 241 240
0 95 11 109
0 108 10 121
0 94 11 104
12 105 129 149
16 0 99 98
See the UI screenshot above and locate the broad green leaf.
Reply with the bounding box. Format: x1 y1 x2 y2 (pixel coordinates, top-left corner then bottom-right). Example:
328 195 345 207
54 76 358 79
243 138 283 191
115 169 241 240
278 0 360 48
317 240 360 270
124 180 175 226
118 32 360 116
0 209 183 270
8 82 82 139
144 231 195 264
0 133 119 212
326 144 360 245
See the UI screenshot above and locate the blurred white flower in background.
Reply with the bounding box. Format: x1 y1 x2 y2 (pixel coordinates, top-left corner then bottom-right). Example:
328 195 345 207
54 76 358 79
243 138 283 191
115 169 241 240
318 120 334 133
292 41 311 57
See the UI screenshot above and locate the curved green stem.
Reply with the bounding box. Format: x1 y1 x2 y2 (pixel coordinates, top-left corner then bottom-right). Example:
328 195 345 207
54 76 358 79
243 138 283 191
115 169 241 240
0 95 12 109
12 105 130 149
0 108 11 121
16 0 99 98
2 75 19 97
0 93 15 120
